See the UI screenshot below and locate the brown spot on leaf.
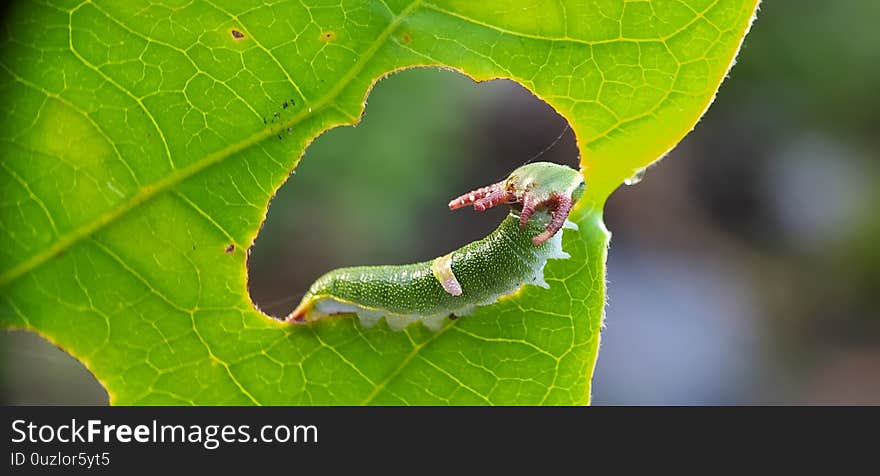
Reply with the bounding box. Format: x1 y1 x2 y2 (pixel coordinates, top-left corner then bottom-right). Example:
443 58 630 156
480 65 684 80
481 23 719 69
225 244 235 253
321 31 335 41
231 29 245 40
401 32 412 44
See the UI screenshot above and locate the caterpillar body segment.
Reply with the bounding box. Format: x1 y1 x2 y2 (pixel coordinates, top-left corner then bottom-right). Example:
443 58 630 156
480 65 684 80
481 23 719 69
286 162 584 331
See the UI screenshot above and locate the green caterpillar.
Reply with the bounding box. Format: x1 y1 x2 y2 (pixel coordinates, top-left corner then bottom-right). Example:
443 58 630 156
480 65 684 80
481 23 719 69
286 162 585 331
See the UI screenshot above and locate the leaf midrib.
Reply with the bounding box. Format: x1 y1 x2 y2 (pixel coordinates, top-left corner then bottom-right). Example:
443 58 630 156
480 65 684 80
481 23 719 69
0 0 423 288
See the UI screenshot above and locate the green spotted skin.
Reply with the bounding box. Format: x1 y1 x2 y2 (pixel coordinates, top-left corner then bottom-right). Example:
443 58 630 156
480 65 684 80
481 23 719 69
290 212 562 320
287 162 585 328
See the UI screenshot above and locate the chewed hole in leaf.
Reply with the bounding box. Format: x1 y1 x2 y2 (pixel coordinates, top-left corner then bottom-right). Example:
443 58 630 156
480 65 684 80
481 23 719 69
1 331 108 404
247 68 578 319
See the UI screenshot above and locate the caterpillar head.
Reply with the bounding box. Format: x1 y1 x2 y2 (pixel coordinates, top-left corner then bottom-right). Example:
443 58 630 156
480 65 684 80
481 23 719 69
448 162 584 245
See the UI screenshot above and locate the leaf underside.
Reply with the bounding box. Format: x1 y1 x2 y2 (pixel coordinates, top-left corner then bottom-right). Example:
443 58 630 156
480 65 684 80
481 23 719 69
0 0 758 404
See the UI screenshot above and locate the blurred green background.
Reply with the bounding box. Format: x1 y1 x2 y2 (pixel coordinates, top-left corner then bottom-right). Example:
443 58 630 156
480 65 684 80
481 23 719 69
3 0 878 404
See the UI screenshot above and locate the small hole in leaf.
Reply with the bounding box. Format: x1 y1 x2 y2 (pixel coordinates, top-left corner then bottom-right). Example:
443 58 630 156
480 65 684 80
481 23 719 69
1 331 109 404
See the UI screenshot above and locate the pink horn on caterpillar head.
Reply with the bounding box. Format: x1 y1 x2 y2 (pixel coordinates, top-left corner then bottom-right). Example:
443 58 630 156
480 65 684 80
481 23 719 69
448 162 585 246
448 180 513 211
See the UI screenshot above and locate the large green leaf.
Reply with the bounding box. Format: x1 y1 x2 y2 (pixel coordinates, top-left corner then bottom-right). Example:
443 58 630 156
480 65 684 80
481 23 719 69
0 0 758 404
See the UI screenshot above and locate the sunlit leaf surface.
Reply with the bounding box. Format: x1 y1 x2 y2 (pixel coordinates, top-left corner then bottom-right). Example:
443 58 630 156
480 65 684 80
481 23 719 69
0 0 758 404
